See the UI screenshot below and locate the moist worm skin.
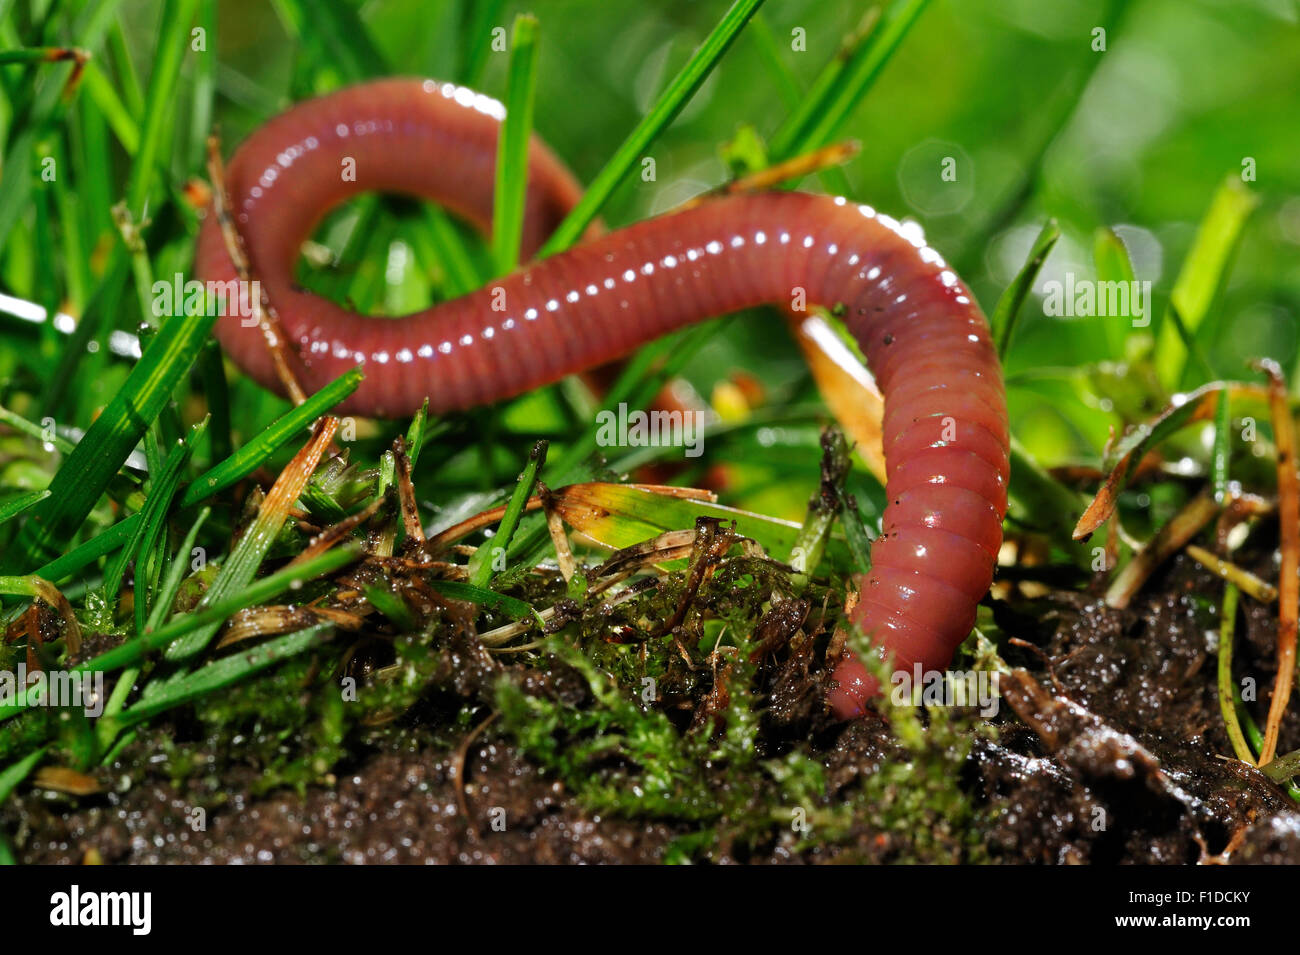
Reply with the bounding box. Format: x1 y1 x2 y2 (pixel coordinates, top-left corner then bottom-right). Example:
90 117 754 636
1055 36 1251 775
195 78 1009 721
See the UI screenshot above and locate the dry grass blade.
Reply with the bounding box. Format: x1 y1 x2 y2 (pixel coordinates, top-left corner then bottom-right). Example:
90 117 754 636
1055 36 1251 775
539 485 577 582
591 528 700 578
790 313 886 481
677 141 859 209
1184 544 1278 604
289 495 385 568
0 575 82 655
206 135 306 405
392 436 425 544
1105 489 1218 609
166 416 340 661
428 498 544 550
215 604 364 650
32 766 99 796
1254 359 1297 765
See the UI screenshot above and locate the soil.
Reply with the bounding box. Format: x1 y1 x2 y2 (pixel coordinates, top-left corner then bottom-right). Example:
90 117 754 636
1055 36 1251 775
6 545 1300 865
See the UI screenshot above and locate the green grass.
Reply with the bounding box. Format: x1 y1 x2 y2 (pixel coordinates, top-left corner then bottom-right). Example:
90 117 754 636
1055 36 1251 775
490 13 539 275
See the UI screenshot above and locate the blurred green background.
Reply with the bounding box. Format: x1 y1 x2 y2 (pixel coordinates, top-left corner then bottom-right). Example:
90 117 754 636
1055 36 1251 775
2 0 1298 526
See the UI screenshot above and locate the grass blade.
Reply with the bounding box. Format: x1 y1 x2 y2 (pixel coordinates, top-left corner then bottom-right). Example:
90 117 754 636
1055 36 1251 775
166 416 339 661
539 0 767 256
0 489 50 527
772 0 929 160
1154 176 1259 389
9 310 219 571
990 219 1060 359
490 13 540 276
469 440 547 588
112 624 333 729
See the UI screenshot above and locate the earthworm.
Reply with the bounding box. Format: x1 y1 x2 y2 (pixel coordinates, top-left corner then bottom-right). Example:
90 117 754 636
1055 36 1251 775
195 78 1009 720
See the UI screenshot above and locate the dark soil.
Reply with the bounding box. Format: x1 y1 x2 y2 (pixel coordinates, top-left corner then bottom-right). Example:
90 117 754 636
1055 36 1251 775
6 545 1299 865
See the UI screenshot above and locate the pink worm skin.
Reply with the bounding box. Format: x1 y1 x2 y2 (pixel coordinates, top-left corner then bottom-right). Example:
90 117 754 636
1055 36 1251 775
196 79 1009 721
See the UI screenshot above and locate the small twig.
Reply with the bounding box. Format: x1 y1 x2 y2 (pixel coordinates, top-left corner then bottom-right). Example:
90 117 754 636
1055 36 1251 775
1185 544 1277 603
288 495 385 569
205 134 307 405
392 436 425 544
452 710 499 837
1105 489 1218 609
539 484 576 583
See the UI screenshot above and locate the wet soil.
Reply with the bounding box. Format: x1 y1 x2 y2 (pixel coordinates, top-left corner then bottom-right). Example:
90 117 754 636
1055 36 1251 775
7 548 1300 865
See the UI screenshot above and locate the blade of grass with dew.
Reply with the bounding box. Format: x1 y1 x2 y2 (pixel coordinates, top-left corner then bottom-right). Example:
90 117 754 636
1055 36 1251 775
490 13 539 276
9 308 219 571
165 417 339 662
0 490 49 527
133 419 209 634
0 543 361 724
539 0 767 257
469 439 547 589
27 369 359 586
109 624 333 731
1154 176 1259 390
176 365 362 508
991 219 1059 359
428 579 540 622
99 416 205 618
97 505 214 748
